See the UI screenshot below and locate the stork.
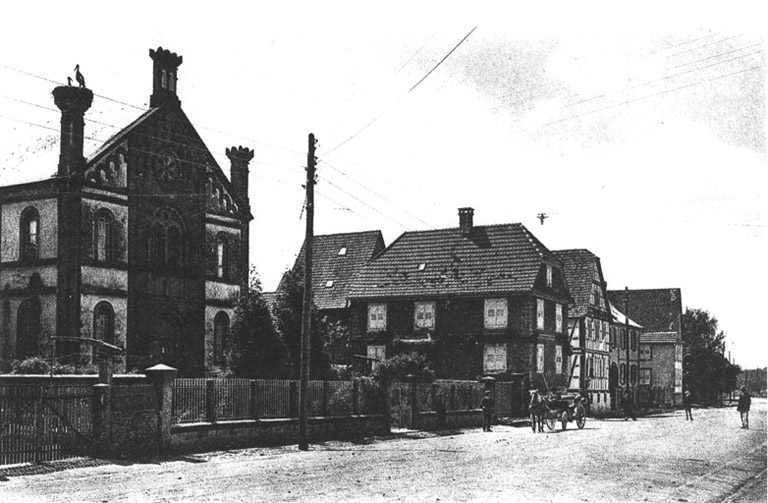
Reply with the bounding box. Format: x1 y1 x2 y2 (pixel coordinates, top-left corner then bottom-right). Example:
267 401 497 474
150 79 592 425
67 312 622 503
74 64 86 88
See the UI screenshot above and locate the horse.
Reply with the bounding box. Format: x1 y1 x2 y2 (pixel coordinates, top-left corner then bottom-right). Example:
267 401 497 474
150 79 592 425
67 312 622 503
529 391 547 433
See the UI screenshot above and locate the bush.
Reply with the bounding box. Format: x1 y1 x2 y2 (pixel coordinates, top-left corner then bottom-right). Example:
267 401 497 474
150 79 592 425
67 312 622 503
9 357 99 375
375 352 435 383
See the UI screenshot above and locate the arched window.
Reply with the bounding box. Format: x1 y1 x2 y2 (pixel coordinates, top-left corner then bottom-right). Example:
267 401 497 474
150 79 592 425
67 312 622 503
620 328 626 350
167 227 181 266
94 210 114 263
215 235 228 279
620 363 627 385
630 330 638 351
147 208 184 268
609 327 616 349
213 311 230 365
630 364 638 385
93 302 115 345
17 297 41 359
20 207 40 261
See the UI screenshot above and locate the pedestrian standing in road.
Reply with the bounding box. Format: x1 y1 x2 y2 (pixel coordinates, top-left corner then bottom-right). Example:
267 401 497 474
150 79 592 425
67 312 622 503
683 391 693 421
622 391 637 421
737 386 751 429
481 390 495 432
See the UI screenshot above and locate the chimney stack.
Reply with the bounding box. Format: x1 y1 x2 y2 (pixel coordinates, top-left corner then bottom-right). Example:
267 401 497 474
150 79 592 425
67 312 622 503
52 85 93 177
149 47 183 108
458 207 474 235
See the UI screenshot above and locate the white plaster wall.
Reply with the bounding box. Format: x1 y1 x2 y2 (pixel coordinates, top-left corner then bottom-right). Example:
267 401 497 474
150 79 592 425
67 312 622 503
1 199 58 262
0 264 57 290
205 281 240 303
81 266 127 291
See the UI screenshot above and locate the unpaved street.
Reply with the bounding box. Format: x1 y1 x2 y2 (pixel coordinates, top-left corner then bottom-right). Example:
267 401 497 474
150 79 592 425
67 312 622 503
2 400 765 503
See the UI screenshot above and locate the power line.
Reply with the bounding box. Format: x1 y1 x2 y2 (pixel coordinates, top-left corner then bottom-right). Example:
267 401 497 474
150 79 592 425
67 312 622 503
325 25 478 155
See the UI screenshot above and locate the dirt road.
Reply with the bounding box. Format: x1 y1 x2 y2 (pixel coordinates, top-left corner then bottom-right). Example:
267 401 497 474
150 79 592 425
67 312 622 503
1 400 765 502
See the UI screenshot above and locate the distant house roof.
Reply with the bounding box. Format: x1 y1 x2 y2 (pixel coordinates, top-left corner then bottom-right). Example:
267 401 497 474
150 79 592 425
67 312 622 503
553 249 607 318
287 230 386 310
610 304 643 329
640 331 682 344
607 288 683 333
347 223 563 300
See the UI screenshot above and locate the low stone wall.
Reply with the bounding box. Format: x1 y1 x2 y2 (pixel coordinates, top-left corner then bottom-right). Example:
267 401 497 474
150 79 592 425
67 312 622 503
171 415 389 453
417 409 483 431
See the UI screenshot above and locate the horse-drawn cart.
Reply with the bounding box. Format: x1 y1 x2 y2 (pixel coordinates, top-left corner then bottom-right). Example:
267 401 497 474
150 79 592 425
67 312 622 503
530 391 587 432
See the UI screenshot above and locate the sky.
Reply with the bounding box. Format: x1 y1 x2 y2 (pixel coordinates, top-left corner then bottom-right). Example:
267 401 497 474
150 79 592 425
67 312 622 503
1 3 766 367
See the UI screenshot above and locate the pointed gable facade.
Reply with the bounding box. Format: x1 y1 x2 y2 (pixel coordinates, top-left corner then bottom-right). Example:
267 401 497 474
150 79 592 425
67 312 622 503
553 249 613 412
0 48 253 376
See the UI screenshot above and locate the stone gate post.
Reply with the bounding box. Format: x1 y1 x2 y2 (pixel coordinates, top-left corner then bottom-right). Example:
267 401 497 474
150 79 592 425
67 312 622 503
145 364 178 454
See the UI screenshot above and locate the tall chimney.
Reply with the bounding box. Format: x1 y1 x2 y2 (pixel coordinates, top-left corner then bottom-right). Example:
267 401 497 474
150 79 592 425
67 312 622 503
226 146 254 290
458 207 474 235
226 146 253 212
52 86 93 177
149 47 183 108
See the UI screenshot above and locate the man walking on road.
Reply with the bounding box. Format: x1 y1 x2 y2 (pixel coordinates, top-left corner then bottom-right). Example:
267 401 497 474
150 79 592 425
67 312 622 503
737 386 751 429
481 391 495 432
683 391 693 420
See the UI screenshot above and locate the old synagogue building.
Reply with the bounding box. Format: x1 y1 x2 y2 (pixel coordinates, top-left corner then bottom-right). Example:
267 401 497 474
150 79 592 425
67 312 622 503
0 48 252 376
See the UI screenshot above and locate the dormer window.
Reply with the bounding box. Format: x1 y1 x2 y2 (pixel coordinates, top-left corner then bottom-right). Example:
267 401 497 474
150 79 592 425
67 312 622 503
325 280 334 288
338 247 347 256
417 263 426 271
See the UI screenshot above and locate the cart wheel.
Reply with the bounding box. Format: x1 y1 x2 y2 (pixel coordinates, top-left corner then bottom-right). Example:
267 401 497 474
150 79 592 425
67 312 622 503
561 411 568 430
576 406 586 429
545 413 556 431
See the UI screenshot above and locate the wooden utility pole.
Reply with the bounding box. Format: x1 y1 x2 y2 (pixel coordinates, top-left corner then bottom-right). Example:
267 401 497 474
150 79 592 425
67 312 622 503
299 133 316 451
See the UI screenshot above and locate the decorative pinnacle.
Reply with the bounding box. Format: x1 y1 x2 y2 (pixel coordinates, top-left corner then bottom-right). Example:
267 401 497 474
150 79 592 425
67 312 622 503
226 146 254 163
149 46 183 67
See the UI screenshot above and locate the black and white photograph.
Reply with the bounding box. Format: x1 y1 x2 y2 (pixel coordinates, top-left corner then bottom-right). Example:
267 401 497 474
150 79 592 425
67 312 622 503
0 2 765 502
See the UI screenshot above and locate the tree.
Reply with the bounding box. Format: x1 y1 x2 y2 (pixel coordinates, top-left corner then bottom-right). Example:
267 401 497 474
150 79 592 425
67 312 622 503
227 269 288 378
682 308 741 405
272 267 332 380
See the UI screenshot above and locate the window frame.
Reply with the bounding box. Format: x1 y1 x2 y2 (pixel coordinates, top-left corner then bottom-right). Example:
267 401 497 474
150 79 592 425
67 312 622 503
639 368 651 386
93 301 115 345
555 303 563 333
215 234 228 279
536 343 545 373
414 301 436 330
630 330 638 351
536 298 545 330
639 344 652 361
213 311 230 366
19 207 40 262
367 303 387 332
484 298 508 329
94 209 114 264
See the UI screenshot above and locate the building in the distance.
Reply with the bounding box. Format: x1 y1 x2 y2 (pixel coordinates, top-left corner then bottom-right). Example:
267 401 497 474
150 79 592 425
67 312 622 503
608 288 684 406
0 48 253 376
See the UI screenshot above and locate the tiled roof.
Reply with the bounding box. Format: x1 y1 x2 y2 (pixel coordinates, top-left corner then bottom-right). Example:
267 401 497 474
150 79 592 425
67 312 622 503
553 249 603 318
347 223 559 300
607 288 682 333
291 230 385 310
640 331 682 344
